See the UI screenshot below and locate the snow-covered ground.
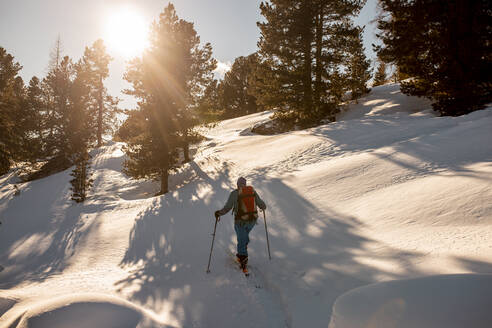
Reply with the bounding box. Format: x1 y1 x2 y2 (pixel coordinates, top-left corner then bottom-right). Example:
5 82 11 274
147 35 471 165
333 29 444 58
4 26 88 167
329 274 492 328
0 83 491 327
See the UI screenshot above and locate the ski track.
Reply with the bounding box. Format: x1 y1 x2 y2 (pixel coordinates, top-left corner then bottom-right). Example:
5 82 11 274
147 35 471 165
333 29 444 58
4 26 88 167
219 247 290 328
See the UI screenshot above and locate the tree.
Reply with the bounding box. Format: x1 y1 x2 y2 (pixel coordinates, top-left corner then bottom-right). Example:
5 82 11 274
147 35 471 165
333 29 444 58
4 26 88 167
256 1 312 123
255 0 366 126
195 79 220 122
372 60 387 86
375 0 492 116
19 76 45 161
80 39 119 147
68 62 93 202
172 19 216 162
70 151 93 202
123 3 216 194
27 43 95 190
218 53 261 118
41 55 76 165
0 47 24 174
346 26 372 100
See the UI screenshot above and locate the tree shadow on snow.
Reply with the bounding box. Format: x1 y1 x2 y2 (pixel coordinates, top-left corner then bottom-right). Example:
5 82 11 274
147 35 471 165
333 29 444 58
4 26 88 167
248 177 443 327
115 160 244 327
0 171 120 289
115 168 450 327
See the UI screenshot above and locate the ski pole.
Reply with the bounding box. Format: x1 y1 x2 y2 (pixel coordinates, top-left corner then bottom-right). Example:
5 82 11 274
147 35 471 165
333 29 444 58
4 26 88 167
206 216 219 273
262 210 272 260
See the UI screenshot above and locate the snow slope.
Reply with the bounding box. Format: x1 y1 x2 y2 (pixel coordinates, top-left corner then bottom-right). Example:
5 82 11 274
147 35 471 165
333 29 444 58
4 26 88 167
0 83 491 327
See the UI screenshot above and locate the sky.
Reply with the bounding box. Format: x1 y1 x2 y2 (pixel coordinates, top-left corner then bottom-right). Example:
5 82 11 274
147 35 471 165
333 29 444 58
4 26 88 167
0 0 379 109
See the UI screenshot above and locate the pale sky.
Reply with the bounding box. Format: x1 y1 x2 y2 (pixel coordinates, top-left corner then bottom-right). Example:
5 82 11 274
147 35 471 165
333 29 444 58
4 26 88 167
0 0 379 108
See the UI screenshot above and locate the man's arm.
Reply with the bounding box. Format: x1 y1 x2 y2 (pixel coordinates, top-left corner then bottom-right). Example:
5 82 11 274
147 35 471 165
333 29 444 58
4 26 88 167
216 191 235 217
255 191 266 211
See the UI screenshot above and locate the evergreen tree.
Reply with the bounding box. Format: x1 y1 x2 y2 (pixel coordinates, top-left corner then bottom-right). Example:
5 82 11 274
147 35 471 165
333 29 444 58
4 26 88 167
346 26 372 100
68 62 93 202
70 151 93 202
0 47 24 174
22 76 46 161
123 3 215 194
256 1 311 123
80 39 119 147
390 64 410 83
218 53 261 118
41 55 76 165
375 0 492 116
372 60 387 86
173 19 216 162
28 42 95 185
256 0 366 126
195 79 220 122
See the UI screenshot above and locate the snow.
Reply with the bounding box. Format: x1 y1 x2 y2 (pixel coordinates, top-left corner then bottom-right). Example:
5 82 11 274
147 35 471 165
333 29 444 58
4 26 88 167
0 83 491 327
329 274 492 328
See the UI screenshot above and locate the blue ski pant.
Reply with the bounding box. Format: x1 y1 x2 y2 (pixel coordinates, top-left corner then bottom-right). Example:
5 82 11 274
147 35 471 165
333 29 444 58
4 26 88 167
234 221 256 257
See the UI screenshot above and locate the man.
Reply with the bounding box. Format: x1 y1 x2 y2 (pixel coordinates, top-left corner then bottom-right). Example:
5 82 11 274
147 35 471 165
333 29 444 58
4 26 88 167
215 177 266 272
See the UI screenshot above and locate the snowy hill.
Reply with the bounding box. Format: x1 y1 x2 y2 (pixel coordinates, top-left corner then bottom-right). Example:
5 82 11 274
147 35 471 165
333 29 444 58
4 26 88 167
1 83 491 327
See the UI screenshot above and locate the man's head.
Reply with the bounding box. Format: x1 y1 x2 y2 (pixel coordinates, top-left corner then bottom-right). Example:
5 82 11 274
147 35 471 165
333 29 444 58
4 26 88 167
237 177 246 189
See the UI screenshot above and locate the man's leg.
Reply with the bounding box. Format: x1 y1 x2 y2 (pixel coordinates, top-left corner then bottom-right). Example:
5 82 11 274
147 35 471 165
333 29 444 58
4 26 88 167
235 222 248 257
235 221 256 267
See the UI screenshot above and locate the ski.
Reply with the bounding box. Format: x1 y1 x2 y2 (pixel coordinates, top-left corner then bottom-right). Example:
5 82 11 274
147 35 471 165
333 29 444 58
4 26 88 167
227 251 262 288
235 256 249 277
241 264 250 277
228 251 250 277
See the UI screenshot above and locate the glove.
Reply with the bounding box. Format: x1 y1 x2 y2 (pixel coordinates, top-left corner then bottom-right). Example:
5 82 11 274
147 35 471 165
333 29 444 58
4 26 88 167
260 205 266 211
214 210 221 221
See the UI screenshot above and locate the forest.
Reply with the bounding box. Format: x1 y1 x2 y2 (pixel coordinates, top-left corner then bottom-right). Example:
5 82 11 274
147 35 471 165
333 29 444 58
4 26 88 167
0 0 490 197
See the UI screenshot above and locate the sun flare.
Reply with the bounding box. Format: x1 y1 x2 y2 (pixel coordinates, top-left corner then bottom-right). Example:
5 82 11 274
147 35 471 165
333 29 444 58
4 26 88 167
104 8 149 58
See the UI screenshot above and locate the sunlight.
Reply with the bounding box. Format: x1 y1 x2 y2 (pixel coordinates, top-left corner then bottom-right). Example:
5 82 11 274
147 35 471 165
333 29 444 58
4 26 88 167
104 7 149 58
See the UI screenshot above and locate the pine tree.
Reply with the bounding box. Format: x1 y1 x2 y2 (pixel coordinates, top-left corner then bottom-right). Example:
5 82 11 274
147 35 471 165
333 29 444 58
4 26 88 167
390 64 410 83
27 42 95 184
173 20 216 162
41 55 76 166
0 47 24 175
256 1 311 123
123 3 215 194
80 39 119 147
346 26 372 100
375 0 492 116
195 79 220 122
67 57 94 202
22 76 46 161
218 53 261 118
255 0 366 126
372 60 387 87
70 151 93 202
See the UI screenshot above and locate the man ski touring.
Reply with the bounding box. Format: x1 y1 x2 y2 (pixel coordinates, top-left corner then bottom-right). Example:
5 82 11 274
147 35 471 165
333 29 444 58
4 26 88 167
215 177 266 274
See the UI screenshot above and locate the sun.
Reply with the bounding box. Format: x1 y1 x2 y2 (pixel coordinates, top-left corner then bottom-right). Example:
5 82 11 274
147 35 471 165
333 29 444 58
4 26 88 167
104 7 149 58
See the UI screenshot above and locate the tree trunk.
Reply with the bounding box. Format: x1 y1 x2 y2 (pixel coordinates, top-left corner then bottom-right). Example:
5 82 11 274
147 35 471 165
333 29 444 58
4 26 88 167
183 140 190 163
301 2 314 120
160 169 169 195
314 6 323 113
97 76 103 147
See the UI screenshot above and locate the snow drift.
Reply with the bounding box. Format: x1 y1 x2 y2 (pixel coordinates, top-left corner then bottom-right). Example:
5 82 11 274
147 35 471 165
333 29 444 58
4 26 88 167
329 274 492 328
12 294 165 328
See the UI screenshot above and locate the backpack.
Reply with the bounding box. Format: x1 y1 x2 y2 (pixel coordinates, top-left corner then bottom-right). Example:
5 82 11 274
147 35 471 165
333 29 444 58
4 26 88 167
237 186 258 220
